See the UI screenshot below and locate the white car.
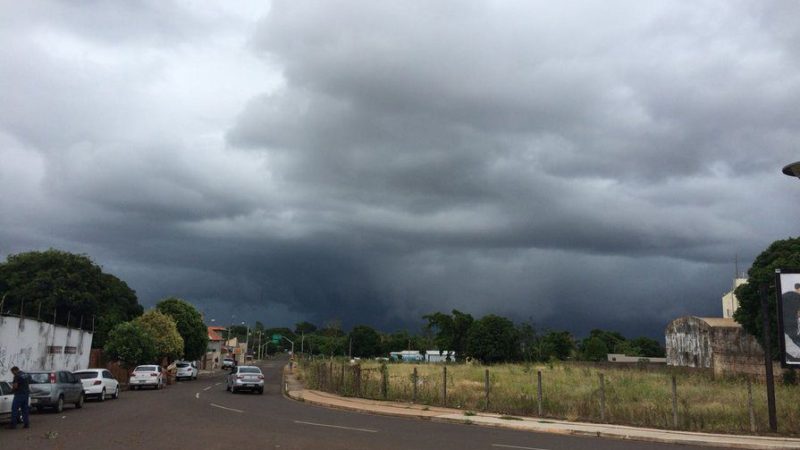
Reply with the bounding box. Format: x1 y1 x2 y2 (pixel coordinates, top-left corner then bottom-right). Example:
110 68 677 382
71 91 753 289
0 381 29 423
175 361 198 381
129 365 165 390
74 369 120 401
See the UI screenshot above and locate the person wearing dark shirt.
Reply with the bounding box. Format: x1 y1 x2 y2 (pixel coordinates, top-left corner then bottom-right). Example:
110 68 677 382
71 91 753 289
8 366 30 429
782 284 800 362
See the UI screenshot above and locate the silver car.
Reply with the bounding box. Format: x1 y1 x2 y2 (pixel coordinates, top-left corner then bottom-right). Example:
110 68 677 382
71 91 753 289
27 371 85 412
226 366 264 394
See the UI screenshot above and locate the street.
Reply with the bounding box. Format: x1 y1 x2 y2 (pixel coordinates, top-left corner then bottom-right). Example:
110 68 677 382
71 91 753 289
0 359 714 450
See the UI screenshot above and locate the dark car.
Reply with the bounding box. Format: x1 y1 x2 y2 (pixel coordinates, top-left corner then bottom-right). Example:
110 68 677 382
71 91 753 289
27 371 85 412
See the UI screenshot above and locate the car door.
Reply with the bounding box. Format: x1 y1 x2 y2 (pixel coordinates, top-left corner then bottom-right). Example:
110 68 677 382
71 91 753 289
103 370 117 394
0 381 12 417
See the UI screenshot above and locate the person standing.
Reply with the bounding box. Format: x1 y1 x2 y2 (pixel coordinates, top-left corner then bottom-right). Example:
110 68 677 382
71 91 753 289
8 366 30 429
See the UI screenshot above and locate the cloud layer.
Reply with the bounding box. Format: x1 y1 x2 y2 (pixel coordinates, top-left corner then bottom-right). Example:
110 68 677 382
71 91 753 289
3 1 800 337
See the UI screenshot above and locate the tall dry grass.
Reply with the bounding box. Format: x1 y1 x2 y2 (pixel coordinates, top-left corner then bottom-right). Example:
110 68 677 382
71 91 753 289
299 359 800 435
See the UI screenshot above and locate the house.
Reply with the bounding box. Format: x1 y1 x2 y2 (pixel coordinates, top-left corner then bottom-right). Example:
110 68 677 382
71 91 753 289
722 278 747 319
203 326 226 369
389 350 423 362
425 350 456 363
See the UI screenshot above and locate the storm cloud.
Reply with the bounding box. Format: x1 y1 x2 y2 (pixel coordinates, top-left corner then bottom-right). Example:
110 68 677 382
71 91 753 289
2 0 800 338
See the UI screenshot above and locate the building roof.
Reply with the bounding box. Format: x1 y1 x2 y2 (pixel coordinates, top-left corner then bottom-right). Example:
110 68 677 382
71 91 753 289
208 326 224 341
696 317 742 328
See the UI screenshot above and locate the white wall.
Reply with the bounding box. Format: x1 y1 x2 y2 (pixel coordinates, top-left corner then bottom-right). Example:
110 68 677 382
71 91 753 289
0 315 93 381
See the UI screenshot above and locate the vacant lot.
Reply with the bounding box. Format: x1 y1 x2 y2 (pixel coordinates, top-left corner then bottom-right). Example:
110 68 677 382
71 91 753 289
300 360 800 436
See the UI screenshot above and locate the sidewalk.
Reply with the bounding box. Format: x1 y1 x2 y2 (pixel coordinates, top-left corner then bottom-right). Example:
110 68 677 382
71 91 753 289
283 368 800 450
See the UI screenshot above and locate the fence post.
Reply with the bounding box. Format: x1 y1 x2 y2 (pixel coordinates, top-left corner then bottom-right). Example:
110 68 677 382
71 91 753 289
381 363 388 400
329 361 333 391
340 363 345 394
599 373 606 422
484 368 490 411
412 367 418 404
537 370 543 417
354 364 361 397
747 378 756 433
443 365 447 407
671 375 678 428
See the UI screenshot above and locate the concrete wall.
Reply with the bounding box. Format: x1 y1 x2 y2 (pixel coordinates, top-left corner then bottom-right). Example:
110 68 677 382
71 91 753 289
665 317 713 368
607 353 667 363
0 315 93 381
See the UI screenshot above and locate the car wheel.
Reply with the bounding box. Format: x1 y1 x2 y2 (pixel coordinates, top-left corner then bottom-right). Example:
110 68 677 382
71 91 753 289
75 393 84 409
55 396 64 413
259 388 264 395
226 384 230 392
99 388 106 402
113 386 120 399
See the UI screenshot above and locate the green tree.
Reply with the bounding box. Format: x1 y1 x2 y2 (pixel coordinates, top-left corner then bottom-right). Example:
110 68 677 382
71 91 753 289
580 329 626 356
623 337 665 357
135 310 184 361
349 325 382 358
104 321 158 368
423 309 474 355
0 249 143 347
734 237 800 359
542 331 575 360
295 321 318 335
582 336 609 361
465 315 519 363
156 297 208 361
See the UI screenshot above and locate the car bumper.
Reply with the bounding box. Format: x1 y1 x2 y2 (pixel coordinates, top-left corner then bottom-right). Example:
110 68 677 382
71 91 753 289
29 396 57 406
129 380 159 386
232 381 264 390
82 385 104 396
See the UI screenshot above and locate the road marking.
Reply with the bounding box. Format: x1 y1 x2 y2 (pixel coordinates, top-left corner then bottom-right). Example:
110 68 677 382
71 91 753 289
214 382 222 386
293 421 378 433
203 386 213 391
210 403 244 413
195 393 200 399
492 445 550 450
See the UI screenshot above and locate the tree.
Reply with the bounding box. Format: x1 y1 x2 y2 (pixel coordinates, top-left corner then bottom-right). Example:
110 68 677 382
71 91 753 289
104 321 158 368
135 310 184 361
423 309 474 355
0 249 143 348
622 337 665 358
156 297 208 361
542 331 575 361
734 237 800 359
295 321 318 335
579 329 626 357
582 336 609 361
349 325 382 358
465 315 519 363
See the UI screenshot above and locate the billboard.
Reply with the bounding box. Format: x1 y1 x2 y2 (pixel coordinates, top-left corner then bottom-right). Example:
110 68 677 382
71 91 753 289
776 269 800 367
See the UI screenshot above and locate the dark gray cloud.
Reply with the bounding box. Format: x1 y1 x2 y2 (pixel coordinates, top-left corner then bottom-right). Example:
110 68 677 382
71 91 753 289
2 0 800 339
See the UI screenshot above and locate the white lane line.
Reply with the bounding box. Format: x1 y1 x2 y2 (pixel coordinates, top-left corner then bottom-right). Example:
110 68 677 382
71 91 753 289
293 420 378 433
214 382 222 386
492 445 550 450
203 386 213 391
195 393 200 399
210 403 244 413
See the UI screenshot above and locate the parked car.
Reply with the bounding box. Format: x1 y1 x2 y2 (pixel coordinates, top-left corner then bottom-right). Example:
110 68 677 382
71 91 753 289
27 371 84 412
73 369 120 401
0 381 30 423
221 358 235 369
226 365 264 394
175 361 198 381
129 365 165 390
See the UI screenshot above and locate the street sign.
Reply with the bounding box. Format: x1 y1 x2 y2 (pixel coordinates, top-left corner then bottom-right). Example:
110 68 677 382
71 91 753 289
272 334 282 341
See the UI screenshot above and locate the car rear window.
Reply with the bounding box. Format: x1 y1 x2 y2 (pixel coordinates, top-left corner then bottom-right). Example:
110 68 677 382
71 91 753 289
176 363 189 368
28 373 51 384
239 367 261 374
135 366 158 372
74 372 98 379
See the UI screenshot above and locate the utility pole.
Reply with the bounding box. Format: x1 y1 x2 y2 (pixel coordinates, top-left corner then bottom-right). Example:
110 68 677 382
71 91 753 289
760 284 778 432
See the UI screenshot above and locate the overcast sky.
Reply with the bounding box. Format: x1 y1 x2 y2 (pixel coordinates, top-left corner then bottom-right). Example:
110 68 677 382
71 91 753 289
2 1 800 339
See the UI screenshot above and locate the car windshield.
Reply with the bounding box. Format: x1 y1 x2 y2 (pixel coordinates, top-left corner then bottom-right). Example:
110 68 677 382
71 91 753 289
28 373 51 384
74 372 98 379
135 366 158 372
239 367 261 374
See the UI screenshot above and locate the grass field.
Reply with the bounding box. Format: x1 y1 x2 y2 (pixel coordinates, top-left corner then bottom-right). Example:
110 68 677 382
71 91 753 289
299 359 800 435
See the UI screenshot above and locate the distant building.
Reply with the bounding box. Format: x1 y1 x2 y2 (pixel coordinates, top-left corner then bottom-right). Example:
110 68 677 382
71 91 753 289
665 316 764 377
203 326 225 369
722 278 747 319
425 350 456 363
389 351 423 362
607 353 666 364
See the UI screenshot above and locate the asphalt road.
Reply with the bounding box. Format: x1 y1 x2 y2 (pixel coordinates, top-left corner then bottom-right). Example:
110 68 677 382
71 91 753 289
0 359 715 450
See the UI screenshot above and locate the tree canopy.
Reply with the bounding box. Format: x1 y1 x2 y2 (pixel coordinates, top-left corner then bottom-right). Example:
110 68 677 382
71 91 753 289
466 314 519 363
734 237 800 359
156 297 208 360
104 321 158 368
135 310 184 361
349 325 382 358
0 249 143 347
423 309 474 355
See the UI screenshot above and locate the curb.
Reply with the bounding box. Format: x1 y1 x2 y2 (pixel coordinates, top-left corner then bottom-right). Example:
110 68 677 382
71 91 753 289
282 367 800 450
